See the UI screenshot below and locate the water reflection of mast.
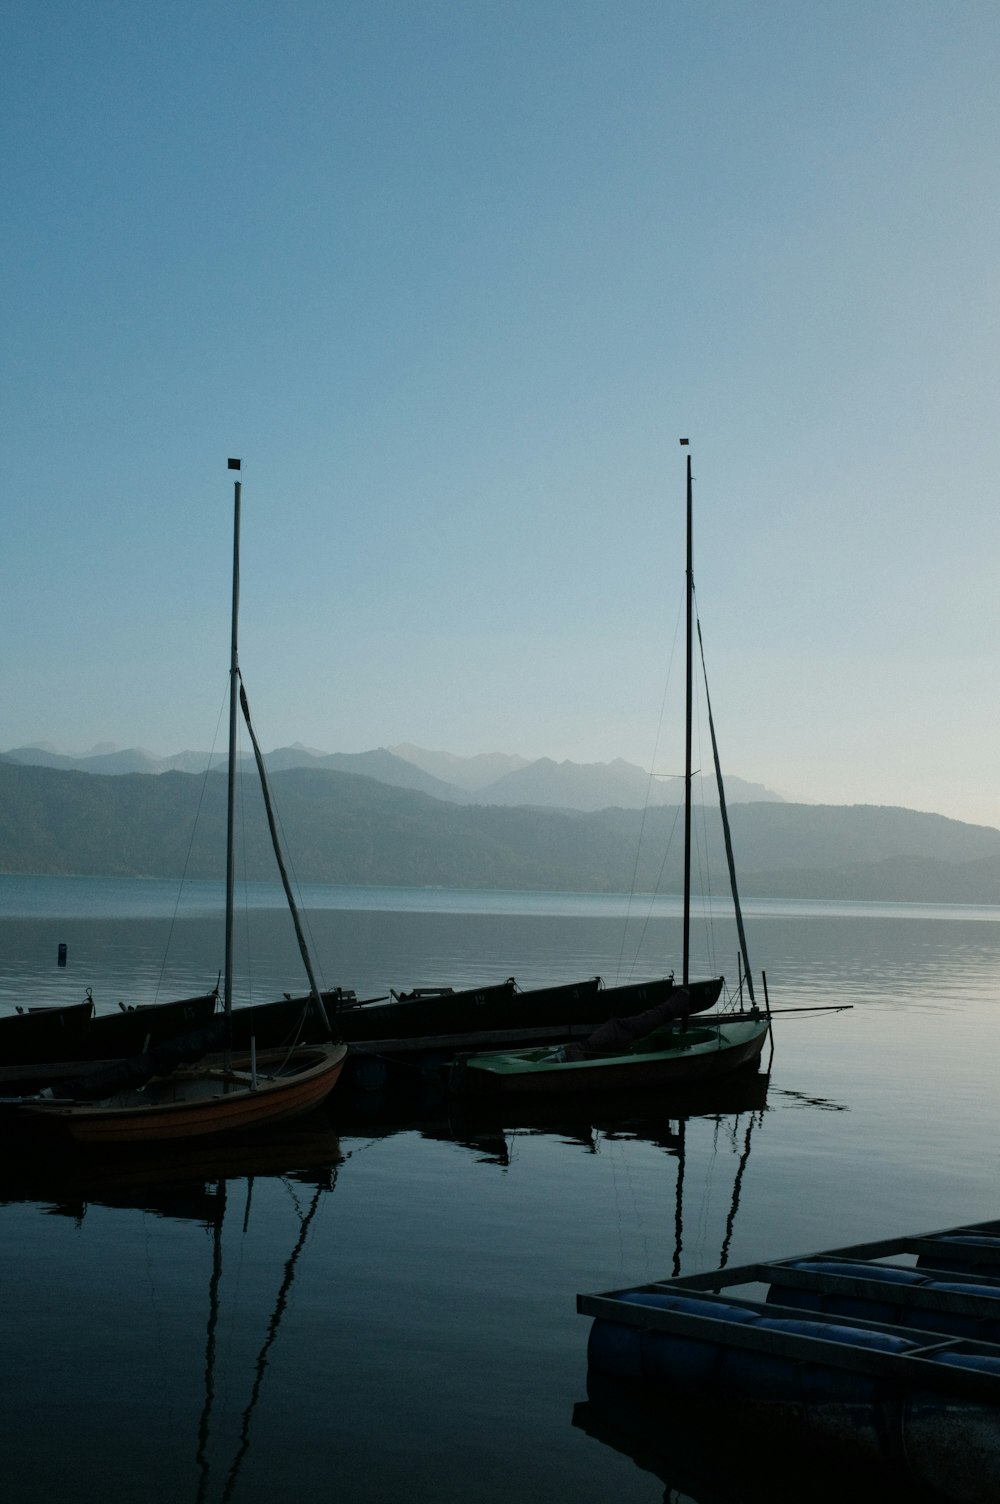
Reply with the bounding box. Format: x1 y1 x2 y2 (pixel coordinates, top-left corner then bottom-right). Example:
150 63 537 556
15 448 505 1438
193 1166 336 1504
672 1117 685 1278
219 1178 328 1504
718 1107 758 1270
195 1181 226 1504
669 1099 764 1278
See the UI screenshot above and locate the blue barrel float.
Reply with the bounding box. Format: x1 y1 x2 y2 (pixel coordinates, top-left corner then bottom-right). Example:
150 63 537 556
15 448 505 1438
579 1218 1000 1503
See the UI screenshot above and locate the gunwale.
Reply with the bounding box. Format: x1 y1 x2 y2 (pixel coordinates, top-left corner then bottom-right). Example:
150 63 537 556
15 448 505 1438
18 1042 347 1145
464 1017 769 1095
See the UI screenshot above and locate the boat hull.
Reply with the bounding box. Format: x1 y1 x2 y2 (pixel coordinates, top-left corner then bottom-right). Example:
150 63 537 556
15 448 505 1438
0 992 218 1087
0 1000 95 1066
86 992 219 1058
224 993 343 1051
17 1043 347 1146
336 975 723 1047
0 992 331 1090
463 1017 769 1095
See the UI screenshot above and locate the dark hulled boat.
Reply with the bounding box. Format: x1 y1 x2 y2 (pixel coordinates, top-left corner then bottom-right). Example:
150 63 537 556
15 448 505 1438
0 992 221 1092
0 974 723 1095
5 461 347 1142
0 1000 95 1069
459 442 772 1101
87 991 220 1058
328 973 723 1050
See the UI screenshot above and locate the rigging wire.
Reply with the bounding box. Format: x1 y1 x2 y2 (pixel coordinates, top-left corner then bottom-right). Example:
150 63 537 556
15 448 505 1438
615 594 684 985
690 1113 719 1261
615 576 745 992
141 1206 180 1449
690 695 720 982
695 595 757 1006
154 683 229 1003
689 592 730 984
235 719 256 1007
619 803 683 984
614 1131 654 1280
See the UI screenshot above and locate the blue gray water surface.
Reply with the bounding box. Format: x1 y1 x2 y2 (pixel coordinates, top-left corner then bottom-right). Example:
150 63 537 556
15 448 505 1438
2 877 999 1503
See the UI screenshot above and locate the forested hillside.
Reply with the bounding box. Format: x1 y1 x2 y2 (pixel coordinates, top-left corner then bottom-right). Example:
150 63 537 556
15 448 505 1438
2 761 1000 902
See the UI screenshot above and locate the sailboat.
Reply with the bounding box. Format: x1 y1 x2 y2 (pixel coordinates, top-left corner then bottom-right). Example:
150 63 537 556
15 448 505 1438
460 443 771 1096
13 461 347 1145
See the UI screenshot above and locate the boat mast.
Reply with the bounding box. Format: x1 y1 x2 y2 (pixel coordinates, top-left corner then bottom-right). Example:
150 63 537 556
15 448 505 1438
221 457 332 1043
681 440 693 988
224 458 242 1044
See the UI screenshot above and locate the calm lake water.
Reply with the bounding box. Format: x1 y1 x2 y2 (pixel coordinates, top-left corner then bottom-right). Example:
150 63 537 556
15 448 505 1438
2 876 1000 1503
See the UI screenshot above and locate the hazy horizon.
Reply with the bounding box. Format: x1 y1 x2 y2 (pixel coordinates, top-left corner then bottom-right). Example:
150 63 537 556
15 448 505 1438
7 736 1000 832
4 4 998 828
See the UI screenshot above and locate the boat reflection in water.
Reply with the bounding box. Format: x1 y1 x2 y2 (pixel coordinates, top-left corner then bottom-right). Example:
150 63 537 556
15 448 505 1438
1 1072 796 1504
331 1070 771 1251
1 1065 773 1215
557 1075 930 1504
573 1374 931 1504
566 1078 960 1504
0 1117 344 1504
0 1113 344 1219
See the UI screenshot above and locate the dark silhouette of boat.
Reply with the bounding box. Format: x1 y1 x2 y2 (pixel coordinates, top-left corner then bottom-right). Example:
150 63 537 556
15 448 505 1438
326 972 723 1048
5 462 346 1143
460 444 772 1100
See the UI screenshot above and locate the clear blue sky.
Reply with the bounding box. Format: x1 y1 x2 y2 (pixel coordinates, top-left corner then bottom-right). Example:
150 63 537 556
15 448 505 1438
3 1 999 826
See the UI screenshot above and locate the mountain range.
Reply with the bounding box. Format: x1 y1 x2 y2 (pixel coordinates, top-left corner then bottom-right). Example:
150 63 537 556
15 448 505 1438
0 749 999 903
0 741 783 812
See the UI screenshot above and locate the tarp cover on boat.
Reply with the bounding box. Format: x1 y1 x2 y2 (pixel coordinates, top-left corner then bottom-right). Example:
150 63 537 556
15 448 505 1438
562 990 696 1062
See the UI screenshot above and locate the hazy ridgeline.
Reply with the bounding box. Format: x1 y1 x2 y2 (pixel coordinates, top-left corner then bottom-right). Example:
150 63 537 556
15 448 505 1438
1 758 999 902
